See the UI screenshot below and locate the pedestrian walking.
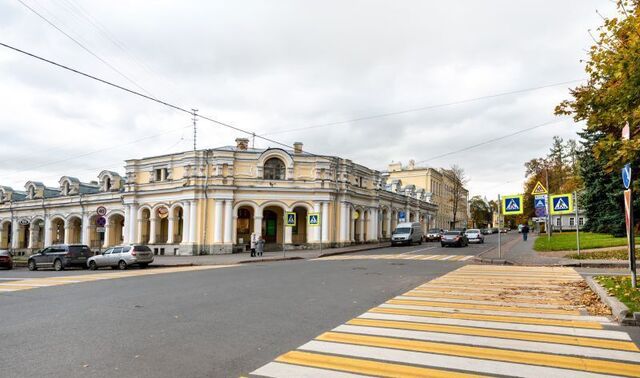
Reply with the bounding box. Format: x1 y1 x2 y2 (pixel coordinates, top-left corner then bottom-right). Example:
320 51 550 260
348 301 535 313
250 232 257 257
256 236 265 256
521 224 530 241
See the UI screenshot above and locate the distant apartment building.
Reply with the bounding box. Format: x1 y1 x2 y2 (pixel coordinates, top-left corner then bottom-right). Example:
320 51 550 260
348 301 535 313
386 160 469 230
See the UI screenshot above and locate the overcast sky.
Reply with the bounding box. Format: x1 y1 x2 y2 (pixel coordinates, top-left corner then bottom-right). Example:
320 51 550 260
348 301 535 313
0 0 614 199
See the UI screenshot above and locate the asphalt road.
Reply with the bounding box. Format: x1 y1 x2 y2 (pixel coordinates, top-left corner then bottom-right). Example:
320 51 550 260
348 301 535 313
0 237 497 378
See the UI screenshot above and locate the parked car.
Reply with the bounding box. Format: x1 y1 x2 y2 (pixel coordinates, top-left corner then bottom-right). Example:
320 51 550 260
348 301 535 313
465 229 484 244
501 228 509 233
391 222 423 246
441 230 469 247
87 245 154 270
0 250 13 270
28 244 93 271
425 228 442 242
480 228 490 235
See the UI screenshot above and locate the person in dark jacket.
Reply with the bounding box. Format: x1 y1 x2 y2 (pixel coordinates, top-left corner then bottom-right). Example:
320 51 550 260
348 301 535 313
521 224 530 241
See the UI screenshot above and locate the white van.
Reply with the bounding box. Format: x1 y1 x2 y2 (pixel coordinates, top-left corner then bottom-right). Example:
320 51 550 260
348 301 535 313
391 222 423 246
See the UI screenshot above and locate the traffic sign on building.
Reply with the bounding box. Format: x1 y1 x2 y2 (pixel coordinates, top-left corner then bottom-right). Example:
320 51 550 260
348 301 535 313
398 211 406 222
307 212 320 226
550 194 573 214
285 212 296 227
531 181 548 195
501 194 524 215
96 206 107 216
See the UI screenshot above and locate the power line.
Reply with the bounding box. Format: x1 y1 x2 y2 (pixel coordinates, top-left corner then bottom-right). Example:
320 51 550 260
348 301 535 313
414 118 568 165
262 80 584 136
0 41 327 159
16 0 153 97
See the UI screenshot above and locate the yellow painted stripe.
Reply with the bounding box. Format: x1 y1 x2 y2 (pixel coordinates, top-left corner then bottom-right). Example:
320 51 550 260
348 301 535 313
427 281 568 289
370 307 602 329
414 286 568 296
404 291 572 305
317 332 640 377
387 299 580 315
347 318 639 351
275 350 487 378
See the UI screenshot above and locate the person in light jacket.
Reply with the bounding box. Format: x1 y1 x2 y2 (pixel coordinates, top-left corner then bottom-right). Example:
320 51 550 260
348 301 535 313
256 236 265 256
250 232 257 257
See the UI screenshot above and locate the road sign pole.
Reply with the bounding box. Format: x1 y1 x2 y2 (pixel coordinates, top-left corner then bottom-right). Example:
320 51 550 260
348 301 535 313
628 188 637 288
497 194 501 259
545 168 551 242
575 191 580 257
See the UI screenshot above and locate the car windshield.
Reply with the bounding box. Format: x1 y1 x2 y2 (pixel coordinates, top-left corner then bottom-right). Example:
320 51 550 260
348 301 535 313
134 245 152 252
466 229 480 234
69 246 90 253
428 229 440 233
444 231 460 236
394 228 411 234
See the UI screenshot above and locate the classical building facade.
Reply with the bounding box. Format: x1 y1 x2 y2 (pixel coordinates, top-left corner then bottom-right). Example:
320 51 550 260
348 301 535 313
386 161 469 230
0 138 437 255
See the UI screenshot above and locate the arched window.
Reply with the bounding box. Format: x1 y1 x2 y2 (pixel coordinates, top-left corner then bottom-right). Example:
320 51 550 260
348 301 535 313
264 158 286 180
104 177 111 191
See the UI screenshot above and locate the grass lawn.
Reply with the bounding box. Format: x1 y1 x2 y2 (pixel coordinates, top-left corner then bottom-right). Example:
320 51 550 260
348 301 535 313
596 276 640 313
567 249 629 260
534 232 640 252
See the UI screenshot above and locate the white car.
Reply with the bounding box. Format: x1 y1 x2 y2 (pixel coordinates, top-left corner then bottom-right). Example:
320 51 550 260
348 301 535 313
465 229 484 244
87 245 154 270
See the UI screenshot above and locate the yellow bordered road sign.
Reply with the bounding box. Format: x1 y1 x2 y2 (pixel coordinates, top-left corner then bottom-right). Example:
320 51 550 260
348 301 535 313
501 194 524 215
550 194 573 214
308 212 321 226
531 181 548 195
285 212 297 227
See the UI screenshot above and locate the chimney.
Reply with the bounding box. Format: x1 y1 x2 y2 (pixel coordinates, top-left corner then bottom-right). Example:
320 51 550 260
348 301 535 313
293 142 303 154
235 138 249 151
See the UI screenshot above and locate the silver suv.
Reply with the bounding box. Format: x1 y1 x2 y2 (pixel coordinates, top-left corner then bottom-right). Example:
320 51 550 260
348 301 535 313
87 245 154 270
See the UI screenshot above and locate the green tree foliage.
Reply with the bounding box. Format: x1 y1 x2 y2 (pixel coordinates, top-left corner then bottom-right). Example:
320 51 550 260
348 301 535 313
469 196 491 228
556 0 640 170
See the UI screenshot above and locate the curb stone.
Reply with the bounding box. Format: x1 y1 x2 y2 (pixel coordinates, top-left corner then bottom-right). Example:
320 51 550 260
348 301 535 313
585 276 632 324
238 257 303 264
318 243 391 258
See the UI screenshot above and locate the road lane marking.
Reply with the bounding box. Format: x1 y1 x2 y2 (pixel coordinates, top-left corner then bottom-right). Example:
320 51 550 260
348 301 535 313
386 298 581 315
334 325 640 362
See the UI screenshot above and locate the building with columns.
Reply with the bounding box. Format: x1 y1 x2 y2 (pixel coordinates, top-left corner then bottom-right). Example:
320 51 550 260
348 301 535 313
0 138 437 256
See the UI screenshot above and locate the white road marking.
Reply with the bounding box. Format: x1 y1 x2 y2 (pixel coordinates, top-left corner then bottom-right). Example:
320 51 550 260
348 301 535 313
251 362 369 378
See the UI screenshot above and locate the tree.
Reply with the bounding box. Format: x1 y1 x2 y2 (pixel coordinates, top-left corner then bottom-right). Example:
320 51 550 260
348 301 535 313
469 196 491 228
448 165 468 229
556 0 640 170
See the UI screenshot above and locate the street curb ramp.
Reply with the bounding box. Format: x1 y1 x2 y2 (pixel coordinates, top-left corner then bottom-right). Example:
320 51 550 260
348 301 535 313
585 276 637 326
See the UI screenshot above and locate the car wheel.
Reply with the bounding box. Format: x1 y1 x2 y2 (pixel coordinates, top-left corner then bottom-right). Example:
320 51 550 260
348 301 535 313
441 243 445 248
89 261 98 271
140 263 149 269
8 263 13 270
28 259 37 271
53 259 63 271
118 260 127 270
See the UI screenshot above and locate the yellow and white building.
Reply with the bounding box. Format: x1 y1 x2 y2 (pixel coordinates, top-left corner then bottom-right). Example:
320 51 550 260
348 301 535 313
386 160 469 230
0 138 437 255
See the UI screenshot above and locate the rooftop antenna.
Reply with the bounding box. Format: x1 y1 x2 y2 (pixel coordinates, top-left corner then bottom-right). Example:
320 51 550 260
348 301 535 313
192 109 198 151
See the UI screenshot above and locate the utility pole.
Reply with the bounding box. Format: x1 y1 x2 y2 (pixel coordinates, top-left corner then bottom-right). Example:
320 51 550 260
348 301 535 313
575 191 581 257
192 109 198 151
545 164 551 242
497 194 501 259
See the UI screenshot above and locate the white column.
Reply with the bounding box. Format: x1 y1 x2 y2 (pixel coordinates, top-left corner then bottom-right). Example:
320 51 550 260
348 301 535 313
149 217 157 244
214 200 224 243
190 200 198 244
254 215 263 237
321 202 329 242
350 209 356 242
103 221 111 248
223 200 233 244
64 224 71 245
82 213 90 246
385 212 392 238
371 210 378 241
44 217 52 246
312 202 321 242
0 224 4 249
167 216 175 244
11 220 19 249
181 203 191 244
27 225 37 249
284 214 293 245
128 204 138 245
339 203 347 242
357 217 364 242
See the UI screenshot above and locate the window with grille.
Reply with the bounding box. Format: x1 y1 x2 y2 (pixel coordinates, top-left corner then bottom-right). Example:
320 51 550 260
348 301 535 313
264 158 285 180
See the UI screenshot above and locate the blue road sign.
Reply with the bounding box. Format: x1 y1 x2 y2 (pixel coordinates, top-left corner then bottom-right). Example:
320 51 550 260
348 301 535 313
307 213 320 226
622 164 632 189
550 194 573 214
398 211 406 222
535 207 547 217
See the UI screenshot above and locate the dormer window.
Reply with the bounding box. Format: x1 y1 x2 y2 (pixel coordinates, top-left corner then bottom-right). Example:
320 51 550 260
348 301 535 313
104 177 111 191
27 186 35 199
264 158 285 180
154 168 168 182
62 182 70 196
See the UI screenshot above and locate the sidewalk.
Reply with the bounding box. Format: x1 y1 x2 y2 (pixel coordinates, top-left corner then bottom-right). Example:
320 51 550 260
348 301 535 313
150 242 391 267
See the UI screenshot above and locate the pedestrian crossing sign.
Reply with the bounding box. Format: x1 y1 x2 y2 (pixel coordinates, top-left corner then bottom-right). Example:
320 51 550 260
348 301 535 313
550 194 573 214
531 181 548 195
307 212 320 226
501 194 524 215
285 212 296 227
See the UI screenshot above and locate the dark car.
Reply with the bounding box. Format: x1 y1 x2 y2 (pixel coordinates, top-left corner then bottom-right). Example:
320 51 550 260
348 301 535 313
0 250 13 270
441 230 469 248
28 244 93 271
